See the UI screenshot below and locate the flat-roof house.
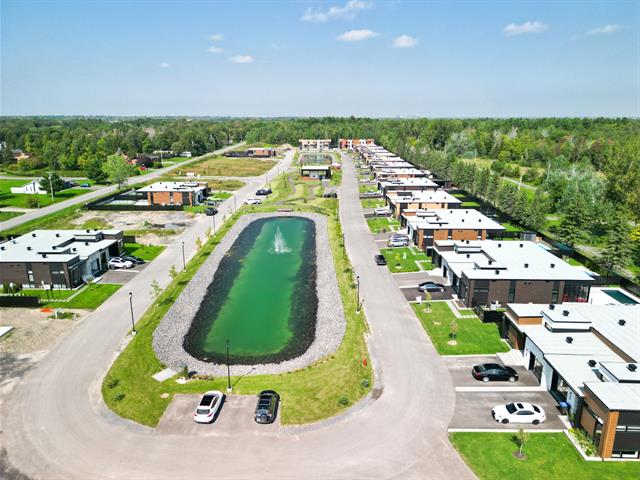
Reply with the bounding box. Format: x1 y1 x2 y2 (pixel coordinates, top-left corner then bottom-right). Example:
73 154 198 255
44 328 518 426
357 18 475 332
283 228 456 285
404 209 505 253
10 178 47 195
299 139 331 151
339 138 375 150
300 165 331 179
386 190 462 218
374 167 426 181
0 229 124 288
503 303 640 459
433 240 594 307
137 181 208 207
378 177 439 196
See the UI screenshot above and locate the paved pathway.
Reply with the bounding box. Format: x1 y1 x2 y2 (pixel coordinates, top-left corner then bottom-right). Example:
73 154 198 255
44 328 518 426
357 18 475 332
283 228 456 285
0 143 244 232
1 151 474 479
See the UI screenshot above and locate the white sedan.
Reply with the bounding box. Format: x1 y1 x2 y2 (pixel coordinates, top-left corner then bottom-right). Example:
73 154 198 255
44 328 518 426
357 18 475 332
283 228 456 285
374 207 390 216
492 402 546 425
108 257 133 269
194 391 224 423
245 198 262 205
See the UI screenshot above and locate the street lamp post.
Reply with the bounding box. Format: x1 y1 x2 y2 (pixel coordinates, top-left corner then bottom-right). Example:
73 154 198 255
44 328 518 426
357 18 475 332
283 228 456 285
48 173 54 203
226 339 232 392
212 213 216 234
356 275 360 313
128 291 137 335
181 241 186 270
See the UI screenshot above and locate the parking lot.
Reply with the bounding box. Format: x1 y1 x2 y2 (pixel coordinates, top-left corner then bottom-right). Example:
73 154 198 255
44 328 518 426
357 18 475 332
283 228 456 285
392 271 454 301
156 394 281 436
100 262 150 284
444 355 540 388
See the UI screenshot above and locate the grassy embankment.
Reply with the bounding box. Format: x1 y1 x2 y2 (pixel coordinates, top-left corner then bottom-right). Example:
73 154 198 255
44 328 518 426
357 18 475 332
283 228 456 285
102 170 373 427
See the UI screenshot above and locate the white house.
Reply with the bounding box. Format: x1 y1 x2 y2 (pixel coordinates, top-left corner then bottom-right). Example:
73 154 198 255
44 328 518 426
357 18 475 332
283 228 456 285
10 179 47 195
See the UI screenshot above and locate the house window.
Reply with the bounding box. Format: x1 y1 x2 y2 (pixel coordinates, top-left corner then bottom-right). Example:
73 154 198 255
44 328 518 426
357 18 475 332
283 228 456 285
551 280 560 304
508 280 516 303
562 281 590 302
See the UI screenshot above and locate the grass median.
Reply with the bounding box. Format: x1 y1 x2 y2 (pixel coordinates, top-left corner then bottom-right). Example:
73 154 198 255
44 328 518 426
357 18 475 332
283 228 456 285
102 170 372 427
450 432 639 480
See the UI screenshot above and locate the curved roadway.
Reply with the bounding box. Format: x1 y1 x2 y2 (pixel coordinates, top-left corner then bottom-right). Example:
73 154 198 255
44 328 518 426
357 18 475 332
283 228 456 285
2 152 473 479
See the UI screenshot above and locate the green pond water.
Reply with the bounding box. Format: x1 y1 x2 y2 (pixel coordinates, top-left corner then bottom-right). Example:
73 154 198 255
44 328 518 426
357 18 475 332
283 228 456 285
184 217 317 364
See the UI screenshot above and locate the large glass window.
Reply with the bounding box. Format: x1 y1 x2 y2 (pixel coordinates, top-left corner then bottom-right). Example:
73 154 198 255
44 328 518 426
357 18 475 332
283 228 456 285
562 281 590 302
508 280 516 303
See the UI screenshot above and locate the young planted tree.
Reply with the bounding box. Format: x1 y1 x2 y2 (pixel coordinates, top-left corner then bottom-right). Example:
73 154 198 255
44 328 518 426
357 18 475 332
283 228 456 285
150 280 162 301
423 291 432 313
168 264 179 281
39 173 67 194
102 154 135 190
514 427 529 459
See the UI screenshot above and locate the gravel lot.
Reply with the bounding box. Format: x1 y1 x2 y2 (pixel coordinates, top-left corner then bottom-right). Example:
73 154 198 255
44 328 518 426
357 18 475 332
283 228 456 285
153 212 346 376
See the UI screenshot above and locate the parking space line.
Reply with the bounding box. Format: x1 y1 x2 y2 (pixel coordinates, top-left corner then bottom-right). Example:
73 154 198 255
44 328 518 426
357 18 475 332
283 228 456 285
455 386 546 393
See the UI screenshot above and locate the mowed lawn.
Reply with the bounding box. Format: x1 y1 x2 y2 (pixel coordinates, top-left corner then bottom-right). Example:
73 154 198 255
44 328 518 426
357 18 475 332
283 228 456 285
0 210 23 221
16 283 122 309
367 216 400 233
123 243 165 261
411 301 509 355
380 247 432 273
0 179 92 208
361 198 384 209
450 432 640 480
183 156 275 177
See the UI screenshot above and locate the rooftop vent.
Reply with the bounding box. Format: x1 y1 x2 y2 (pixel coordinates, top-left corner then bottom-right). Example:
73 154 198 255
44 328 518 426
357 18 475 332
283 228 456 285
52 246 57 250
550 263 555 269
84 242 89 246
31 233 36 238
86 229 90 233
42 254 47 258
461 219 465 223
27 246 32 251
519 243 523 248
55 233 60 237
524 263 529 268
488 260 493 265
498 243 502 248
466 240 470 244
588 359 597 368
618 319 626 326
466 254 470 258
549 304 555 310
0 246 4 251
72 248 77 252
495 269 500 275
628 364 637 372
566 336 574 344
562 310 570 317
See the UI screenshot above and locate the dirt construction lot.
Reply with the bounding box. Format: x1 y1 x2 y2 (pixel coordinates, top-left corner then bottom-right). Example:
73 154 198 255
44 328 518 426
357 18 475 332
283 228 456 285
0 308 90 396
72 210 197 245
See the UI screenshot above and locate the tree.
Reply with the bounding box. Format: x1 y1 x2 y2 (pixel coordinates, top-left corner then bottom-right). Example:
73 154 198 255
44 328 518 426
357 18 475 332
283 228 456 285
150 280 162 301
600 215 631 273
515 427 529 458
102 154 134 189
556 194 588 247
39 173 66 194
169 264 179 281
26 195 40 209
195 237 203 251
84 156 108 183
423 291 432 313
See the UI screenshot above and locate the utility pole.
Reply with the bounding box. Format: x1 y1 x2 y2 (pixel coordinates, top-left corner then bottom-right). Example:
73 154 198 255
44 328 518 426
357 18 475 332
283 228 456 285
128 292 137 335
48 173 54 203
181 241 186 270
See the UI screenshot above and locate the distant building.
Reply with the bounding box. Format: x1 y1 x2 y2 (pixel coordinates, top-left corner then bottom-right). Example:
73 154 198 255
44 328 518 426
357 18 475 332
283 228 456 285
180 151 193 158
300 165 331 179
386 190 462 218
136 181 208 206
339 138 375 150
299 139 331 151
10 179 47 195
378 177 439 195
248 147 275 157
0 229 124 288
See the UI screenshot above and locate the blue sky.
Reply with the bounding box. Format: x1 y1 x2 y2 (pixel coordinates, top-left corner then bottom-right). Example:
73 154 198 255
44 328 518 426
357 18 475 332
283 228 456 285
1 0 638 117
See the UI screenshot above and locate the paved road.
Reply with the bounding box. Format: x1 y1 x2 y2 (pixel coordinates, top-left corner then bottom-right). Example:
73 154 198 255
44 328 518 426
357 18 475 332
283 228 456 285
0 143 245 232
1 151 473 479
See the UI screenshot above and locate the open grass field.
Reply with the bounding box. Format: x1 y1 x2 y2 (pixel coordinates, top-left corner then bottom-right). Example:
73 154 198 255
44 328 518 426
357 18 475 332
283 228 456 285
182 156 275 177
1 202 86 236
450 432 640 480
102 167 373 427
380 247 432 273
14 283 122 309
0 179 92 209
367 216 400 233
411 301 509 355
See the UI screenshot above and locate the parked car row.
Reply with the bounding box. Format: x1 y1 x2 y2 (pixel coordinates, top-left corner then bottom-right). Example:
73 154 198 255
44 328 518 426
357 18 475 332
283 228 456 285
194 390 279 425
108 255 145 270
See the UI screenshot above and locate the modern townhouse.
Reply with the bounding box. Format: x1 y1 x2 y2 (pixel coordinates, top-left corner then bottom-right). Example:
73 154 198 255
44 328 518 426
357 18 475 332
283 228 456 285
378 177 439 196
504 303 640 459
0 229 124 288
338 138 375 149
404 209 505 253
385 190 462 218
432 240 594 307
374 167 427 181
136 181 209 207
299 139 331 151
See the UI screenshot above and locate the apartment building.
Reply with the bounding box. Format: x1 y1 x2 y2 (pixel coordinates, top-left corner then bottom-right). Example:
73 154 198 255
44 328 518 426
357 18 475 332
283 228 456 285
299 139 331 151
339 138 375 149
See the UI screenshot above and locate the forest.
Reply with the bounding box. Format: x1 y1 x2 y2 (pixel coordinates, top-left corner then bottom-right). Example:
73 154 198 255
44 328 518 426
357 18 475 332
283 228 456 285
1 116 639 278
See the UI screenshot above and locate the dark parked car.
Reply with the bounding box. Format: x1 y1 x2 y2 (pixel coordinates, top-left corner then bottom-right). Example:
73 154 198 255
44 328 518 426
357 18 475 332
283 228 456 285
206 200 218 206
205 207 218 216
79 183 90 188
254 390 279 424
417 281 445 293
472 363 519 383
121 255 145 265
375 254 387 266
323 192 338 198
256 188 270 196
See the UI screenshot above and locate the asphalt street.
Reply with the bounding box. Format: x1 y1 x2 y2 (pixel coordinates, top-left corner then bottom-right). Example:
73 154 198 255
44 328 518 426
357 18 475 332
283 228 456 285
1 151 475 479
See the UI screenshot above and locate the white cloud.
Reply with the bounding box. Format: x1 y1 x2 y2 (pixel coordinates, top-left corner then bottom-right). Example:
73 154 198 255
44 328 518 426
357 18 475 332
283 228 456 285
302 0 370 22
208 33 224 41
159 62 171 68
503 21 549 37
336 29 378 42
393 34 418 48
228 55 254 64
586 24 621 35
207 46 224 53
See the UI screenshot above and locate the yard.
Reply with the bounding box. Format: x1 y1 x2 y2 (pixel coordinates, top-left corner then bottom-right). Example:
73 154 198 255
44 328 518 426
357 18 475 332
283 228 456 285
102 169 373 427
450 432 640 480
13 283 122 309
0 210 22 222
181 156 275 177
0 179 92 209
123 243 165 261
359 184 379 193
411 301 509 355
380 247 433 273
367 217 400 233
361 198 384 209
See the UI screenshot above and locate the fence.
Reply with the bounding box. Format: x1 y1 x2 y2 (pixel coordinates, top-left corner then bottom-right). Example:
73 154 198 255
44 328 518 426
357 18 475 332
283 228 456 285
0 296 40 308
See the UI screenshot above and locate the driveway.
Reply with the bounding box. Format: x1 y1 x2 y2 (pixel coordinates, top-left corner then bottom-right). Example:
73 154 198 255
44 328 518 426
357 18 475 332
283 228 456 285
449 391 565 430
393 272 453 301
444 355 541 388
100 263 150 284
156 394 281 436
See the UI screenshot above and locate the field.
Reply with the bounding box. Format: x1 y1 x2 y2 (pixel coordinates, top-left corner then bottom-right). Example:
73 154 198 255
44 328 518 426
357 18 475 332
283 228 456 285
0 179 92 209
411 302 509 355
0 210 23 221
181 156 275 177
102 169 373 427
450 432 640 480
15 284 122 309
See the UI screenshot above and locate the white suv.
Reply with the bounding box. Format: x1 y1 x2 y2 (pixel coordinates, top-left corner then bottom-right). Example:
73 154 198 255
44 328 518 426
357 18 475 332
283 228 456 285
108 257 133 269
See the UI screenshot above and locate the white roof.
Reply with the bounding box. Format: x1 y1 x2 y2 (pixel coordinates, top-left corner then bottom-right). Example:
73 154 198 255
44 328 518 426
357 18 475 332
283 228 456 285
137 181 206 193
507 303 547 318
380 177 438 189
599 362 640 382
405 209 504 231
376 168 425 176
523 325 616 356
585 382 640 411
544 354 622 395
0 230 121 263
387 190 462 205
301 165 331 171
436 240 594 281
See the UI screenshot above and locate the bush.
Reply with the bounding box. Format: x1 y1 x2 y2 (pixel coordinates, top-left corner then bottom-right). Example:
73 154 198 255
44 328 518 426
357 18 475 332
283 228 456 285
26 195 40 208
113 393 126 402
361 379 370 388
338 396 350 406
107 378 120 389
